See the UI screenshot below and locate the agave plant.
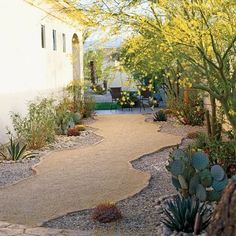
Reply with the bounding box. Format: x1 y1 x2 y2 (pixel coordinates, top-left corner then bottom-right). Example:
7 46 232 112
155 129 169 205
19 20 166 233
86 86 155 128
153 110 167 122
161 196 212 234
0 137 35 161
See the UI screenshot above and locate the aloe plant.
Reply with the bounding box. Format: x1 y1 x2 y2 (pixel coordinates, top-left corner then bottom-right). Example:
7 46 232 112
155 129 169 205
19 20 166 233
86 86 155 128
0 137 35 161
161 196 212 233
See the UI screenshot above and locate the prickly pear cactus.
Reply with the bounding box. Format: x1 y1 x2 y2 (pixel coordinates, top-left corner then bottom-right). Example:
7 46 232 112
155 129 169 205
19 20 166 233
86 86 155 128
167 148 228 202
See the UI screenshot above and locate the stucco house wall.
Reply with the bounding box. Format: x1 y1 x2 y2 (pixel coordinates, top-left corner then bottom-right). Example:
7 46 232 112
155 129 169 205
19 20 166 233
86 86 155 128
0 0 84 143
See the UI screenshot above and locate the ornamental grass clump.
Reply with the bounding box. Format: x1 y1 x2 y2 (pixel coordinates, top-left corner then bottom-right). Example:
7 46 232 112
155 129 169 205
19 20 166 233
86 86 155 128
92 202 122 223
11 98 56 149
161 196 212 234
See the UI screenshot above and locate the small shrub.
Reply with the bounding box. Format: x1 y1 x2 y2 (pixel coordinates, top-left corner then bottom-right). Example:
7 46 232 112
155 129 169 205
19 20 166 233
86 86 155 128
80 95 95 118
91 84 106 95
0 136 35 161
75 125 86 131
55 97 82 135
11 98 56 149
189 133 236 177
186 131 201 139
67 127 80 136
92 203 122 223
153 110 167 122
117 91 138 108
55 97 76 135
167 94 205 126
161 196 212 234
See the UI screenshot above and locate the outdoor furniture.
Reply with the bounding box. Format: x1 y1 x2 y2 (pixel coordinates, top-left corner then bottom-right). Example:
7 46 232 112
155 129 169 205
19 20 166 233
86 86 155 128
109 87 122 109
139 90 152 111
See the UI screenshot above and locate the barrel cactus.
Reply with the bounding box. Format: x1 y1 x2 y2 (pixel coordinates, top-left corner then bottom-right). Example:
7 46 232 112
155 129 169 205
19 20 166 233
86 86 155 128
167 148 228 202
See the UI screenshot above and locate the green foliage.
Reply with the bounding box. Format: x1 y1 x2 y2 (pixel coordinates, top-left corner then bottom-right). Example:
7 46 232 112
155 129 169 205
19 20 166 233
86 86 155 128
91 84 106 95
161 196 212 233
117 91 138 108
0 136 35 161
167 148 228 202
84 48 115 84
189 133 236 177
167 93 205 126
11 98 56 150
55 97 81 135
80 95 95 118
153 110 167 122
65 80 83 112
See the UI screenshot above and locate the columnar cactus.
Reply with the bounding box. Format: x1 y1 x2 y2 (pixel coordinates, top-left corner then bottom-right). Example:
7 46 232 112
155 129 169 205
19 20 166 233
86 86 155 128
167 148 228 202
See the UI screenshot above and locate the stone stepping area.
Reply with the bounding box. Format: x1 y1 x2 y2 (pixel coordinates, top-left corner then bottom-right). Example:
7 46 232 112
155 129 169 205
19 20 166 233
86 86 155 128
0 221 91 236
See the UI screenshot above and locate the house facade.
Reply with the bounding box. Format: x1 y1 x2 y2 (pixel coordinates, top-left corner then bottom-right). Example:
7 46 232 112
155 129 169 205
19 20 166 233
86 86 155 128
0 0 84 143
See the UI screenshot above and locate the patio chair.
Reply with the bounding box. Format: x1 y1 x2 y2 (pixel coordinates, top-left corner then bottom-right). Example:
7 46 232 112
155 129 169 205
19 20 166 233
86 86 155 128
139 89 152 111
109 87 122 109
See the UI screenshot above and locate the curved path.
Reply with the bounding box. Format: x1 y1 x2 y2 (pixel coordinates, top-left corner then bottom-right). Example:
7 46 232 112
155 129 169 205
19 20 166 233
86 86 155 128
0 114 181 227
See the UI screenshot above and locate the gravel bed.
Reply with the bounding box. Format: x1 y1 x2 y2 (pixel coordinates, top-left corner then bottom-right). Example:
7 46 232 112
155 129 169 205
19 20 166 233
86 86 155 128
0 130 103 187
0 158 40 187
43 135 194 236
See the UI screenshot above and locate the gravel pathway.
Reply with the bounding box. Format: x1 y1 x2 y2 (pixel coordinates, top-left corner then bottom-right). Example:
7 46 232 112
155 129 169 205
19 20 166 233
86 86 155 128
0 130 103 187
43 119 205 236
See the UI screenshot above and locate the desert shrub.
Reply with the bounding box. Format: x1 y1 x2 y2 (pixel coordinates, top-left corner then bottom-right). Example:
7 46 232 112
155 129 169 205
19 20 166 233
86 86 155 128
11 98 56 149
186 131 201 139
117 91 138 108
189 134 236 177
161 196 212 234
92 203 122 223
91 84 106 95
75 124 86 131
80 95 95 118
55 97 81 135
0 136 35 161
65 80 83 112
153 110 167 122
67 127 80 136
167 93 205 126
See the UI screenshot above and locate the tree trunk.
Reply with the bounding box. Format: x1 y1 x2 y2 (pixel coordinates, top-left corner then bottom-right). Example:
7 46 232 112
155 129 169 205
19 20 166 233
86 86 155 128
207 179 236 236
210 95 217 138
90 60 96 85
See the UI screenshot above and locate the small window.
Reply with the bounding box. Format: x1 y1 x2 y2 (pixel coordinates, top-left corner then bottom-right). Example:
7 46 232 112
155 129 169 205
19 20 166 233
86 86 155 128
52 29 57 51
62 33 66 52
41 25 46 48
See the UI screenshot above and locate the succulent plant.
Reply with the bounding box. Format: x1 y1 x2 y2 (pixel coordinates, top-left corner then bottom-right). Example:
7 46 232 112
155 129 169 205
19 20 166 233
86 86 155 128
167 148 228 202
192 152 209 170
170 160 185 176
153 110 167 122
211 165 225 181
196 184 207 201
199 169 212 187
161 196 212 233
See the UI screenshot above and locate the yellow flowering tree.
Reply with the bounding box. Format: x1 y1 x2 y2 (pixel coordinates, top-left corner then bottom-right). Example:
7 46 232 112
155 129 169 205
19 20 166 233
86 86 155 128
75 0 236 137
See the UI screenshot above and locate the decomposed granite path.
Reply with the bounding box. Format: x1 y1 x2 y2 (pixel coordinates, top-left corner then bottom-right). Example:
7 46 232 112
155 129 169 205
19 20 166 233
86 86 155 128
0 114 182 227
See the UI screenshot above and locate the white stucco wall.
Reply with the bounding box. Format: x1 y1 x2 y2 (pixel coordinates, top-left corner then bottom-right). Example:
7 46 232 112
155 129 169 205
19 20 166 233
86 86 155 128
0 0 84 143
